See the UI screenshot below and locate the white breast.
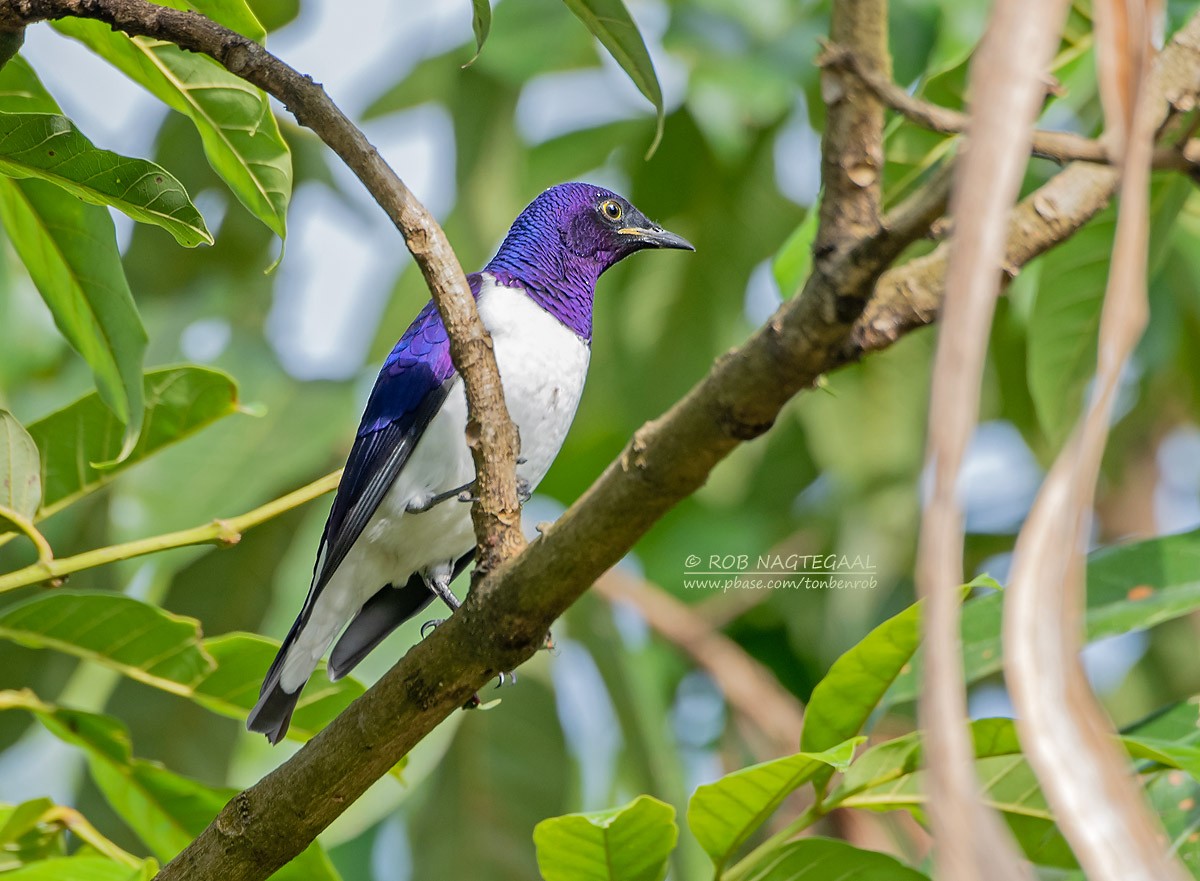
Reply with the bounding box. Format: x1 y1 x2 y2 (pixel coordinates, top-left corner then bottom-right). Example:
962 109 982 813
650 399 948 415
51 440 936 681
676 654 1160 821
348 275 589 595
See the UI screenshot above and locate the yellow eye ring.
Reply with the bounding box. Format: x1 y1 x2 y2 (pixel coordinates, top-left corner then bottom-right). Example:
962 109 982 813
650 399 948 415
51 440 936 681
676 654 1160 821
600 199 623 221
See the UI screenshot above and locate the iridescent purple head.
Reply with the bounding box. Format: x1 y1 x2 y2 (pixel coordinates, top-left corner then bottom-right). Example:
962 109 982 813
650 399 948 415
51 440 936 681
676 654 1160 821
485 182 693 342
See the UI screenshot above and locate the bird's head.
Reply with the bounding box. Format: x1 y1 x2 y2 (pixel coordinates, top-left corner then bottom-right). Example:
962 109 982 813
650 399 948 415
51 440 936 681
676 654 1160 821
486 182 693 289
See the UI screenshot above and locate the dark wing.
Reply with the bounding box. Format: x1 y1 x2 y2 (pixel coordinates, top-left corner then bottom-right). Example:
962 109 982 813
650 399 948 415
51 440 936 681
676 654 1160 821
299 276 481 622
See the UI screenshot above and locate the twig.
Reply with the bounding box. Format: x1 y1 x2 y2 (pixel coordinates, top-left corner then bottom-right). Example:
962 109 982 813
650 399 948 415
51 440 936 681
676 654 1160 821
915 0 1072 876
594 570 805 759
0 470 342 594
4 0 525 576
819 42 1200 172
1002 1 1192 876
0 502 54 573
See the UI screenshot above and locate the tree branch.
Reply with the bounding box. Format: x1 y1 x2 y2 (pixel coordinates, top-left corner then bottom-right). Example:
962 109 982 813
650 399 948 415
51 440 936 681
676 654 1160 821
3 0 525 575
813 0 891 260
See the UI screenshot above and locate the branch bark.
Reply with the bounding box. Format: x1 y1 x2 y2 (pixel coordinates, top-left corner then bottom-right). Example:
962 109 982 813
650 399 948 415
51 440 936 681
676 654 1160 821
3 0 526 575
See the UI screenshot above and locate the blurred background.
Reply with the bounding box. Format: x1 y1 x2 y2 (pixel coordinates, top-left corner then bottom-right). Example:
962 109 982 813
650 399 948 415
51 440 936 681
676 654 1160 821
4 0 1200 877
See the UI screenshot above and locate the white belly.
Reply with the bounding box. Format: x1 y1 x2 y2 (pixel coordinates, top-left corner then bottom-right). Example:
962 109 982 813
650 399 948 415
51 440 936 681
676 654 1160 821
323 275 589 609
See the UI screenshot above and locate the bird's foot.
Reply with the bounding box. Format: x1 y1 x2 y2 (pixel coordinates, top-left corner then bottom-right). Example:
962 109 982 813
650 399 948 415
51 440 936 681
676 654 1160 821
541 630 556 653
455 458 530 504
406 480 475 514
419 618 446 639
462 669 516 710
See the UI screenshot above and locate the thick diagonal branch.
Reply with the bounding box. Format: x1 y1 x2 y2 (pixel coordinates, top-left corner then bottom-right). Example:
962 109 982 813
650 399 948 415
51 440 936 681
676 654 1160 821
3 0 525 573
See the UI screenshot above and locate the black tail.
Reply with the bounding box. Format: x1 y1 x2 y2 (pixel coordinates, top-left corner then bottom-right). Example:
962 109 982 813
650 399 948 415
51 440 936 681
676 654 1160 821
327 550 474 681
247 617 305 744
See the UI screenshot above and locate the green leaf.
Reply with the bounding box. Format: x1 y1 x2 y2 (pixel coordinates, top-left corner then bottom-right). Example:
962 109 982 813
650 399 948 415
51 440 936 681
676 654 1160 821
800 581 979 787
0 177 146 460
27 366 240 521
0 858 149 881
0 112 211 247
0 798 66 870
534 795 677 881
0 56 64 115
0 592 217 694
468 0 492 63
1028 176 1191 445
0 409 40 519
1 692 341 879
771 206 818 297
53 19 292 239
736 838 930 881
687 738 863 873
560 0 664 156
887 531 1200 706
183 0 267 42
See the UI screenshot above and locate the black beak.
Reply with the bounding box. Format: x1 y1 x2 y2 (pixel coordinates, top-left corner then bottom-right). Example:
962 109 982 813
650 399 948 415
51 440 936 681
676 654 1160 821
618 225 695 251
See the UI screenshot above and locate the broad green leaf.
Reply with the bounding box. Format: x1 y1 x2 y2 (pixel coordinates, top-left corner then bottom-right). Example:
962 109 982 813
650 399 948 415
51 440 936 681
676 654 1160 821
0 112 211 247
53 19 292 239
687 738 863 872
246 0 299 31
561 0 664 155
833 720 1075 868
0 409 39 518
27 366 240 521
772 207 818 297
736 838 930 881
0 858 149 881
887 530 1200 706
0 177 146 460
534 795 677 881
468 0 492 63
183 0 267 42
0 798 65 870
1 692 341 879
1028 176 1190 445
0 592 216 694
0 57 63 115
801 580 980 788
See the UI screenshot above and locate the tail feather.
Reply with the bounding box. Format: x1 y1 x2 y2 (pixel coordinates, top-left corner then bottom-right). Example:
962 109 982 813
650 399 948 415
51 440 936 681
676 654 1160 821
328 550 473 681
247 617 306 744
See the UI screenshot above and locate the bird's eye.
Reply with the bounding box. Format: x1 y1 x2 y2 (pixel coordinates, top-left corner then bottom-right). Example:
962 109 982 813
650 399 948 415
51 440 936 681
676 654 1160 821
600 199 623 221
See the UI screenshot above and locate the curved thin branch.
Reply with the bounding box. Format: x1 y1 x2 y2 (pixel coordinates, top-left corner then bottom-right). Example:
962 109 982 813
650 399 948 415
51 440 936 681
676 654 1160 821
0 470 343 594
0 503 53 571
4 0 525 574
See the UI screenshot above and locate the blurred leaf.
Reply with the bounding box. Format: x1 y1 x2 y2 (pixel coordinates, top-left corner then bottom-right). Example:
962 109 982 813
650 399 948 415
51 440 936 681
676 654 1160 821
0 178 146 460
687 738 862 873
1 691 341 879
0 409 40 519
469 0 492 63
53 19 292 239
245 0 298 31
193 633 369 746
180 0 267 42
534 795 677 881
834 719 1075 868
0 112 211 247
408 673 569 880
1028 176 1190 445
561 0 664 155
772 207 817 297
0 798 66 870
26 366 240 521
736 838 930 881
887 530 1200 706
0 858 150 881
0 592 216 693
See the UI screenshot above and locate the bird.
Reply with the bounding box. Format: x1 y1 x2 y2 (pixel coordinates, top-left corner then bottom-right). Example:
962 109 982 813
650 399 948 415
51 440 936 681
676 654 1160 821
247 182 693 743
